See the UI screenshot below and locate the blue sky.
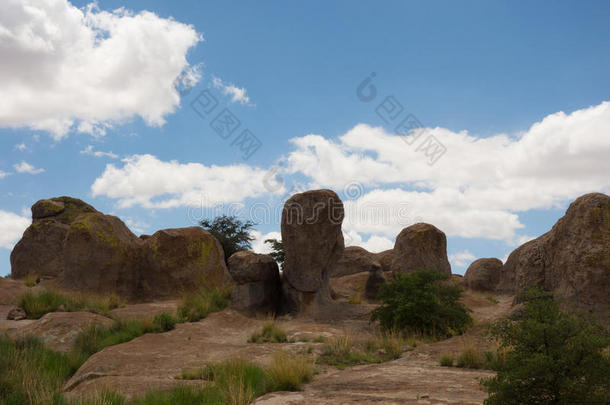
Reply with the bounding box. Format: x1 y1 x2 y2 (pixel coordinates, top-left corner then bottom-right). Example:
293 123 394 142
1 0 609 276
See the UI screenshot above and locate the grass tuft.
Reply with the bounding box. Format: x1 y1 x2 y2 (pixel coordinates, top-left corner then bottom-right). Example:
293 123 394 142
177 287 232 322
248 322 287 344
455 346 484 369
318 332 410 369
266 352 314 391
23 274 40 287
439 353 455 367
17 289 123 320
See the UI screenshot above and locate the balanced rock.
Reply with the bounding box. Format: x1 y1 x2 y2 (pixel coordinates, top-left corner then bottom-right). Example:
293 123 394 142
391 223 451 275
331 246 381 278
228 251 281 314
11 197 230 301
281 189 344 315
498 193 610 316
464 258 503 291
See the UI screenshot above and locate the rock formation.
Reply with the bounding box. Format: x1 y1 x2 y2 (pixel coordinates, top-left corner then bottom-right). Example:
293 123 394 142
364 268 386 300
281 189 344 316
498 193 610 316
330 246 382 278
463 258 503 291
11 197 231 301
390 223 451 275
228 251 281 314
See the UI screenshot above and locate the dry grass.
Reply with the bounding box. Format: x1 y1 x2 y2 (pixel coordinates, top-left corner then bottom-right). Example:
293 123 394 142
23 273 40 287
177 286 232 322
17 289 124 319
439 353 455 367
267 351 314 391
248 321 287 343
348 294 363 305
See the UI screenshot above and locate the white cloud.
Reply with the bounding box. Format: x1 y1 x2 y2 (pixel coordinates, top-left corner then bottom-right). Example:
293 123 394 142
0 210 30 249
0 0 202 139
449 250 476 269
14 143 26 151
0 171 9 179
91 154 283 209
212 77 251 105
250 230 281 255
343 229 393 253
284 101 610 243
123 217 149 235
80 145 118 159
14 161 44 175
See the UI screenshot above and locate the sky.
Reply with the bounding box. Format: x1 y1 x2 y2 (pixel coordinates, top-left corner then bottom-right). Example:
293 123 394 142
1 0 609 276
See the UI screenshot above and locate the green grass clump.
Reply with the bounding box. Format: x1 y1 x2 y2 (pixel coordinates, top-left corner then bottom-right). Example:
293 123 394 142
177 287 232 322
317 333 408 369
0 334 76 405
456 347 484 369
152 313 178 333
23 274 40 287
18 289 123 320
439 353 455 367
266 352 313 391
248 322 287 343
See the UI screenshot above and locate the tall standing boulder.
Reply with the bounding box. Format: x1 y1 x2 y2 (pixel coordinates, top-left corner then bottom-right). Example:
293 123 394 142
390 223 451 275
498 193 610 317
463 258 503 291
330 246 381 278
228 251 281 314
281 189 344 316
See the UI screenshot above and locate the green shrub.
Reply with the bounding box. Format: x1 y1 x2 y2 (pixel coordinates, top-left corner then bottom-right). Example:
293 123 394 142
371 269 473 337
152 313 177 333
177 287 232 322
248 322 287 343
481 288 610 405
18 289 123 320
199 215 255 264
439 353 454 367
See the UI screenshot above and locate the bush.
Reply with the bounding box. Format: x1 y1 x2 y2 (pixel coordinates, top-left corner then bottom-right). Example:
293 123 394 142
248 322 287 343
439 353 454 367
18 289 123 320
177 287 232 322
481 288 610 405
371 269 473 337
456 347 484 369
263 239 284 269
152 313 177 333
200 215 255 263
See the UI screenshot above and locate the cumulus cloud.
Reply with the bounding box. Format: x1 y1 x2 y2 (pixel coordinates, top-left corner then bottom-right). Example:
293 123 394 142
14 143 26 151
0 0 202 139
250 230 281 255
343 229 393 253
212 77 251 105
449 250 476 269
0 210 30 249
80 145 118 159
284 101 610 242
0 171 9 179
91 154 282 209
14 161 44 175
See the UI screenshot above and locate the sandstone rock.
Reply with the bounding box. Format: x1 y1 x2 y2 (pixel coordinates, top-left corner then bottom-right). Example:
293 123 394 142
330 272 369 301
0 277 26 305
498 193 610 317
375 249 394 272
390 223 451 275
7 307 26 321
331 246 381 278
364 268 386 300
228 251 281 313
464 258 503 291
11 197 230 301
281 189 344 315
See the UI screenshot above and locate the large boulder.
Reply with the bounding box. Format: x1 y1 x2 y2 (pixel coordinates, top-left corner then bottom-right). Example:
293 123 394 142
390 223 451 275
281 189 344 316
11 197 230 301
464 258 503 291
375 249 394 272
364 268 386 300
330 246 381 278
498 193 610 316
228 251 281 314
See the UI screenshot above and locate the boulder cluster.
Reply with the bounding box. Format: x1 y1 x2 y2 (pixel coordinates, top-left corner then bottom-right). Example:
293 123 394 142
9 191 610 320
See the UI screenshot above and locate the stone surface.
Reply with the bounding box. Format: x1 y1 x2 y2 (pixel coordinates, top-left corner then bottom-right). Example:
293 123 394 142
7 307 26 320
281 189 344 315
11 197 230 301
330 246 382 278
228 251 281 313
364 269 387 300
391 223 451 275
498 193 610 317
375 249 394 272
0 277 26 305
464 258 503 291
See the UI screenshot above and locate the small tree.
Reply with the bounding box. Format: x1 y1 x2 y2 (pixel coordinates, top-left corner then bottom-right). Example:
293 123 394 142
371 269 472 336
200 215 255 263
481 288 610 405
264 238 284 269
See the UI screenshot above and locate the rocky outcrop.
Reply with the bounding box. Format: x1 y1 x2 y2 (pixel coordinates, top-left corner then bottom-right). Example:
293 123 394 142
390 223 451 275
464 258 503 291
364 268 386 300
228 251 281 314
7 307 26 321
281 189 344 316
11 197 231 301
498 193 610 316
375 249 394 272
330 246 381 278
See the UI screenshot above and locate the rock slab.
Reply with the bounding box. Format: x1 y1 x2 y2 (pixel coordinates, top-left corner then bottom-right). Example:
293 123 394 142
228 251 281 314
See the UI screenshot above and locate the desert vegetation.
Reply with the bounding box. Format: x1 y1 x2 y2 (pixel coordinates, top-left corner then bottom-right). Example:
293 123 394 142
248 321 288 343
177 286 232 322
317 332 409 369
199 215 255 264
17 289 123 320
